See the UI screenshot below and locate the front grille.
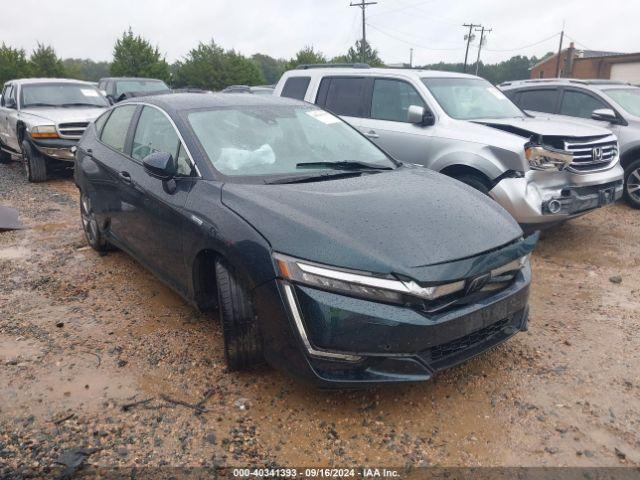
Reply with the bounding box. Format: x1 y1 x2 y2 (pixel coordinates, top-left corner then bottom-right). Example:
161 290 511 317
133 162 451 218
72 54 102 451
564 135 618 172
428 317 511 362
58 122 89 139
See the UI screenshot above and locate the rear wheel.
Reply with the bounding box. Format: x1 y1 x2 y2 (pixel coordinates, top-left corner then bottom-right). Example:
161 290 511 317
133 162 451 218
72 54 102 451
454 173 491 195
623 159 640 209
80 192 110 253
21 140 47 182
215 259 263 371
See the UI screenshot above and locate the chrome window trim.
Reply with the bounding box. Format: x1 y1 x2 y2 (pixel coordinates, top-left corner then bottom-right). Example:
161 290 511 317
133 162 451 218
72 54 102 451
130 102 202 178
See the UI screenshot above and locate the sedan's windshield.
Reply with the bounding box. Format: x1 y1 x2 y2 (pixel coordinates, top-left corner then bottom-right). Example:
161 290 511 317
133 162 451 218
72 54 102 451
187 105 395 177
116 80 169 96
21 83 109 108
603 88 640 117
422 77 524 120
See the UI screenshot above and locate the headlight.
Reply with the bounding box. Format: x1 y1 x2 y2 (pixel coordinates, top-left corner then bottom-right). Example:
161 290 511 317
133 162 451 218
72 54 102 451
274 253 466 305
525 145 572 170
30 125 59 139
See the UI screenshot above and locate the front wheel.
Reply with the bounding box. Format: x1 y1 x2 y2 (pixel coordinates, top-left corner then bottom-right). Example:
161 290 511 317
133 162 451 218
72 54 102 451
21 140 47 182
80 192 110 253
215 259 263 371
454 173 491 195
623 159 640 209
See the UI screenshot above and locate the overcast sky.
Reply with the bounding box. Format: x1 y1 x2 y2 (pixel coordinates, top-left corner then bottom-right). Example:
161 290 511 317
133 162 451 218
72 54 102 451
3 0 639 66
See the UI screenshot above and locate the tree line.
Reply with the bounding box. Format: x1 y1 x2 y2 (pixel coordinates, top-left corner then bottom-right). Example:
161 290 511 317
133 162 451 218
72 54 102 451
0 28 551 90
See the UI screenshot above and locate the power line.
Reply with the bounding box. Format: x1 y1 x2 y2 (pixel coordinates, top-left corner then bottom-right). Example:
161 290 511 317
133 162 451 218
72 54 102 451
366 22 464 51
367 0 434 19
483 32 560 52
350 0 378 62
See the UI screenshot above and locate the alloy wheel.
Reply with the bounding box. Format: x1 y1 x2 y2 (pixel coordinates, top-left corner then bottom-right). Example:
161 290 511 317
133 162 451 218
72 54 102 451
628 168 640 203
80 194 99 246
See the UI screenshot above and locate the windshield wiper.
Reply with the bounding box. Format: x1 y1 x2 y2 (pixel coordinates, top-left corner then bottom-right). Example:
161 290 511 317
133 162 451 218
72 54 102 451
23 103 58 108
296 161 393 171
61 103 103 108
265 171 371 185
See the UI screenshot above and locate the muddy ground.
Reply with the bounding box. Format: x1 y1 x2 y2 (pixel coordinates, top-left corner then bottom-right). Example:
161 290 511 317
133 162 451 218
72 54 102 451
1 159 639 477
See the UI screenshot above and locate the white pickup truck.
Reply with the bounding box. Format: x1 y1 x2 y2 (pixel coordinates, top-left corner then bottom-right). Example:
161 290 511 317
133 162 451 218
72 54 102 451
0 78 108 182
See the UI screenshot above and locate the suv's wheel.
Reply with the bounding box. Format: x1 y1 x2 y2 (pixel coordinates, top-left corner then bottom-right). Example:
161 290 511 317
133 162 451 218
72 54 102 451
623 159 640 209
0 145 11 164
21 140 47 182
80 192 110 253
215 259 263 371
454 173 491 195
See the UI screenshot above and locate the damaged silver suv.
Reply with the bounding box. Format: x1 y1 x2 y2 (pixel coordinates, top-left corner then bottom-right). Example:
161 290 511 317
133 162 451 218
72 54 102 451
0 78 109 182
275 67 624 230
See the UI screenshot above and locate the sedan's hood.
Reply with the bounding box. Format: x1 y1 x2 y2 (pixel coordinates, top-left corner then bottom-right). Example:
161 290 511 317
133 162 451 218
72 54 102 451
20 107 106 124
473 116 612 139
221 167 522 281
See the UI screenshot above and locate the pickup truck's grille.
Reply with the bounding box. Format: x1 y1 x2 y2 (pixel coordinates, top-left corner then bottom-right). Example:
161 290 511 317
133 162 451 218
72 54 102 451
57 122 89 139
564 135 618 173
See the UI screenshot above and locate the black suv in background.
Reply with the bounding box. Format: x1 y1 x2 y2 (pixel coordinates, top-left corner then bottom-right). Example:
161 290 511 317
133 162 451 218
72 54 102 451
98 77 170 104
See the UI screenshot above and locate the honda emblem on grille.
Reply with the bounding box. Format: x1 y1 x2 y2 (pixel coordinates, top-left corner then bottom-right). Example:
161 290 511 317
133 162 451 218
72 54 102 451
465 273 491 295
592 146 604 162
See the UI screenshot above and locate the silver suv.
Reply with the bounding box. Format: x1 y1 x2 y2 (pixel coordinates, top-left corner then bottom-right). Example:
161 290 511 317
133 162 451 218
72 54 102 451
0 78 109 182
274 66 624 230
500 79 640 208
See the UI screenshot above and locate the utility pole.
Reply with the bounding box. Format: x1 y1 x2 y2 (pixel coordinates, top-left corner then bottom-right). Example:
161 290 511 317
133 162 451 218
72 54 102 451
409 48 414 68
350 0 378 63
474 26 491 76
462 23 478 72
555 23 565 77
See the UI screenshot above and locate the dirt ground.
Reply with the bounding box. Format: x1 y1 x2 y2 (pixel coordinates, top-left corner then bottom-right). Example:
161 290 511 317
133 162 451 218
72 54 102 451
1 159 639 477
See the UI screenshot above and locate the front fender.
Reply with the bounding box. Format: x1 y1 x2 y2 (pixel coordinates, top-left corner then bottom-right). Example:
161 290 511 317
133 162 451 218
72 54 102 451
429 145 524 181
183 180 275 295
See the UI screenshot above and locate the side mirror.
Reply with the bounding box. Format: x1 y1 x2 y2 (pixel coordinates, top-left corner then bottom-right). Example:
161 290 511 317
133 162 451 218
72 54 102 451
106 95 115 105
407 105 435 126
142 152 176 180
591 108 618 124
4 97 16 109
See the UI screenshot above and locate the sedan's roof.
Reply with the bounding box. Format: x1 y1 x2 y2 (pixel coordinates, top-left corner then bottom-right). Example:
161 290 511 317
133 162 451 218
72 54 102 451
7 78 98 86
121 92 305 113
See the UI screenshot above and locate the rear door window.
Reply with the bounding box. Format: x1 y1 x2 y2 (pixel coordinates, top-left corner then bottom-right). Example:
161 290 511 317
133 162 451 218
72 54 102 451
560 89 608 118
371 78 425 122
100 104 137 153
319 77 369 118
281 77 310 101
518 89 558 114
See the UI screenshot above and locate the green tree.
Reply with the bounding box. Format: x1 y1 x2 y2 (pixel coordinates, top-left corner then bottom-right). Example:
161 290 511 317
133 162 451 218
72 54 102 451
252 53 287 85
63 58 111 81
111 28 169 81
285 46 327 70
173 40 264 90
344 40 384 67
0 44 29 85
29 43 65 78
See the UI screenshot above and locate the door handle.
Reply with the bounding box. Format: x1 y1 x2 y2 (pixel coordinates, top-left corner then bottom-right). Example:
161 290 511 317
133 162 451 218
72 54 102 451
364 130 379 139
119 171 132 184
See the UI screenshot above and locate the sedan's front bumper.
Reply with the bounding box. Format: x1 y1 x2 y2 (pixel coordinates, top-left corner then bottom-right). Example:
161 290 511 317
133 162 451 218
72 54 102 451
255 264 531 387
490 164 624 229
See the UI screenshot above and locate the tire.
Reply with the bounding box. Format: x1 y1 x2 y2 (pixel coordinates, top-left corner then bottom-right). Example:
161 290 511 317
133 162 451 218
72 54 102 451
0 146 11 164
80 191 110 253
21 140 47 182
454 173 491 195
623 159 640 209
215 259 263 371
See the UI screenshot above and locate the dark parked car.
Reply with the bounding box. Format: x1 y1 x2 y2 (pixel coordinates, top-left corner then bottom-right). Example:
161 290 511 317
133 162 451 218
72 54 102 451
98 77 170 104
74 93 537 386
